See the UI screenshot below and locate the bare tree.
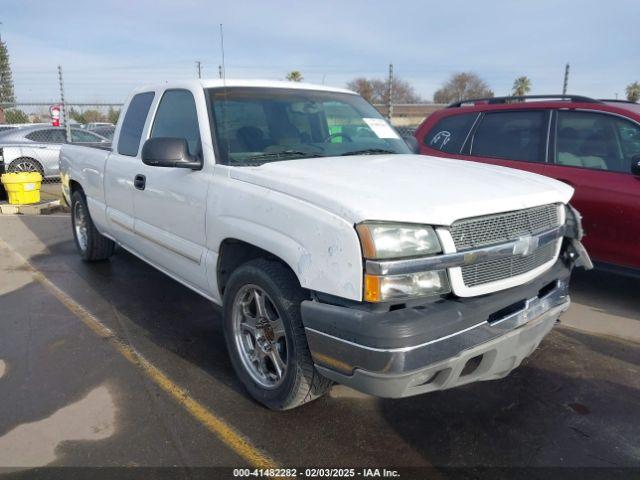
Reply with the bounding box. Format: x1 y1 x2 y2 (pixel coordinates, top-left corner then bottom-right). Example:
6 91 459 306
347 78 375 102
347 77 421 103
433 72 493 104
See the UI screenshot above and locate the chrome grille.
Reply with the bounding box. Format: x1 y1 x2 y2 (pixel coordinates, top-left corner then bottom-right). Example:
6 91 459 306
461 241 558 287
450 204 560 251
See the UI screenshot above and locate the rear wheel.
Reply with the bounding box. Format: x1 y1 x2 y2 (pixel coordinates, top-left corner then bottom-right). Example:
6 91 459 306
223 259 332 410
71 190 115 261
7 157 44 177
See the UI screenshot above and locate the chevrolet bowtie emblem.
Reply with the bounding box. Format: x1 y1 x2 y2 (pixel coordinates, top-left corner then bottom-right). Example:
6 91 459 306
513 235 539 256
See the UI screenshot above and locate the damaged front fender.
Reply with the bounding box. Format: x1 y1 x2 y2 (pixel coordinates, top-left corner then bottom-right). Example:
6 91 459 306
563 204 593 270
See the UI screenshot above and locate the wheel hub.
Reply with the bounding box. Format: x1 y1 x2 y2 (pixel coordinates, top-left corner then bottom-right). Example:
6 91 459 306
232 285 288 389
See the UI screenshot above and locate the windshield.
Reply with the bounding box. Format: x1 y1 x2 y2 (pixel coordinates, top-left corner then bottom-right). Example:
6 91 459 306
207 87 411 165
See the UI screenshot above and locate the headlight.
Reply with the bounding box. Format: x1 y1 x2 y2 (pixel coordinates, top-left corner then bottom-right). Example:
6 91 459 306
357 221 449 302
564 204 584 240
364 270 450 302
356 222 442 259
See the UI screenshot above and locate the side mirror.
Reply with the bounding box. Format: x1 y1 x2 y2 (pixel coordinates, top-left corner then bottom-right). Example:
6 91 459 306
141 137 202 170
403 135 420 154
631 155 640 176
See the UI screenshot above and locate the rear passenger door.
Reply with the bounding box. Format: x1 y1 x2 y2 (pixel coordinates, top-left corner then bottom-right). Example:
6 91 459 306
466 110 550 176
546 110 640 269
104 91 155 249
24 129 68 176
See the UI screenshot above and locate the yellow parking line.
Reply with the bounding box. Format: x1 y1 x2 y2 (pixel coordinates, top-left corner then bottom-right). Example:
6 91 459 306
0 238 278 469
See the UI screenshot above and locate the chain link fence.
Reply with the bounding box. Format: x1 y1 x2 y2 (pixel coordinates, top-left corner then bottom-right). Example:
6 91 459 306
1 102 122 184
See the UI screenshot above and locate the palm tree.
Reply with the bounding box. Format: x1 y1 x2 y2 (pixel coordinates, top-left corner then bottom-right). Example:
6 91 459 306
286 71 303 82
512 76 532 97
626 81 640 102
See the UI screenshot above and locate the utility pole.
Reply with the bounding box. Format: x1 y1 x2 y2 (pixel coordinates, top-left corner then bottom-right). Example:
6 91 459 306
562 63 569 95
58 65 71 142
387 63 394 121
218 65 223 79
196 60 202 79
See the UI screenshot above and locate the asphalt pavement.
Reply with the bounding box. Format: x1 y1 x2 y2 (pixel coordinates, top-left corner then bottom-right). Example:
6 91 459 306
0 214 638 479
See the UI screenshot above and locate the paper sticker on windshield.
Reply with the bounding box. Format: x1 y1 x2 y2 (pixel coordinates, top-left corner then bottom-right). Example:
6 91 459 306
363 118 400 139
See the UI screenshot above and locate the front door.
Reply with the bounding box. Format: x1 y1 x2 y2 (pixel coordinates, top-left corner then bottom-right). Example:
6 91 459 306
133 89 210 293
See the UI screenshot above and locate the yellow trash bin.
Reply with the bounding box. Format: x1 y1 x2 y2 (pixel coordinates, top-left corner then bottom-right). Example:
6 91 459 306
1 172 43 205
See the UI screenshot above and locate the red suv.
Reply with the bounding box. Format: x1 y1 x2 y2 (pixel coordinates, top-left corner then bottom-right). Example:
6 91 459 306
415 95 640 274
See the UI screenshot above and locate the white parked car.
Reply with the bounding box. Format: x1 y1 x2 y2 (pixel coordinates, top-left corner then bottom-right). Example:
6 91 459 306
0 125 109 178
59 80 591 410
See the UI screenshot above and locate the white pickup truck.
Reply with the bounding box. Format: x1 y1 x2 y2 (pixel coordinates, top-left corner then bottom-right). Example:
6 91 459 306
59 80 591 410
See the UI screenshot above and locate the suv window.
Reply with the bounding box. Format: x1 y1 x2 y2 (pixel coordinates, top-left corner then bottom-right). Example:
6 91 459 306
118 91 155 157
151 89 201 156
424 113 477 153
556 110 640 173
25 129 67 143
471 111 546 162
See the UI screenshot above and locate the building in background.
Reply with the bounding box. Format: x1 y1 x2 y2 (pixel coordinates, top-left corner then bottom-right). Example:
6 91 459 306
374 103 445 127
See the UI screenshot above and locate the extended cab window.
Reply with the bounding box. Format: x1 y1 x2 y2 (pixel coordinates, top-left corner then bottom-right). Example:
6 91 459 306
555 110 640 173
471 111 546 162
117 91 155 157
208 87 410 165
151 89 202 157
424 113 477 153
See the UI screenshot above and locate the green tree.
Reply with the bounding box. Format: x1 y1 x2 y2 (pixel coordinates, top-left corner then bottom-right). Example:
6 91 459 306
80 109 107 123
626 81 640 103
512 76 532 96
0 39 15 104
433 72 493 104
5 109 29 123
286 71 304 82
69 107 84 123
107 107 120 124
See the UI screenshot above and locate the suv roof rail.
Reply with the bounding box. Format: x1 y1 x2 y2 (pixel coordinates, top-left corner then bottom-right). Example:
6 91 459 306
447 94 601 108
599 98 638 104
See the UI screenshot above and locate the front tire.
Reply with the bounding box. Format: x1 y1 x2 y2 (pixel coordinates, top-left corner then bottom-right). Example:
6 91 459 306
223 259 332 410
71 190 115 261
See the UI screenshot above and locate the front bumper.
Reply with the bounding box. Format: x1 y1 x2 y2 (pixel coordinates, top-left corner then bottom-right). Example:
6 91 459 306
302 260 571 398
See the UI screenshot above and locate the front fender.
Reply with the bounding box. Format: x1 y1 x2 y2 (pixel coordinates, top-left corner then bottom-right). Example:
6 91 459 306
208 174 364 302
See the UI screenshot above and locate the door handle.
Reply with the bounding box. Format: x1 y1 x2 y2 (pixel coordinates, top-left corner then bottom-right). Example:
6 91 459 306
134 174 146 191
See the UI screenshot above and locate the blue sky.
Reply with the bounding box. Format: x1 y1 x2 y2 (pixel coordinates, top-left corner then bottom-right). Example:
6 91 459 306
3 0 639 103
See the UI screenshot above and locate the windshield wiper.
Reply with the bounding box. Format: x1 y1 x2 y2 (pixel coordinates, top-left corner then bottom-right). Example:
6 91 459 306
340 148 397 156
245 150 325 162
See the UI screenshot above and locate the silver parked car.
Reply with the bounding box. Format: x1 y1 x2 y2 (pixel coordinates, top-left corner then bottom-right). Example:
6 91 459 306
0 125 109 178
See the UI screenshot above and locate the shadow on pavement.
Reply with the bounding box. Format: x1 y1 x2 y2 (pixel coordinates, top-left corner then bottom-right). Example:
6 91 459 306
569 268 639 319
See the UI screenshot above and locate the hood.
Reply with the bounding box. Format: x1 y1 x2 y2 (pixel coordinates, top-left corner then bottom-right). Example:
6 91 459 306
229 154 574 226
